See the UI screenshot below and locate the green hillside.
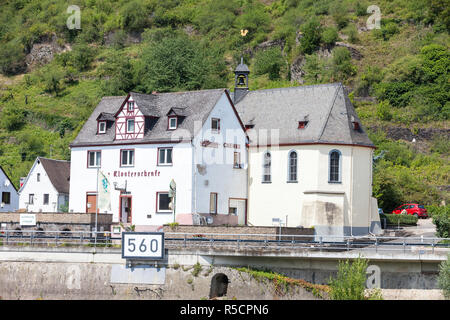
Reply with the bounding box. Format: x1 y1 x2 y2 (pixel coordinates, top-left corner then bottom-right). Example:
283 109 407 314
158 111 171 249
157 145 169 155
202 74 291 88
0 0 448 211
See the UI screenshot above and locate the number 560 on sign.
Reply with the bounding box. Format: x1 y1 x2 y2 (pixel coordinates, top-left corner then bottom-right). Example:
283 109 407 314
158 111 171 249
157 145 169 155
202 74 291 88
121 232 164 260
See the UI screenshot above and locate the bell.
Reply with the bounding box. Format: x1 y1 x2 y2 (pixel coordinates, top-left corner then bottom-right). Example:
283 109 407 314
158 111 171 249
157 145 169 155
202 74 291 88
237 75 246 86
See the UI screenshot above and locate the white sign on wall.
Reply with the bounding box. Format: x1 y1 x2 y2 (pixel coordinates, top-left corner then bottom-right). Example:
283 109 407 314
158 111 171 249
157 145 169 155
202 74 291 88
121 232 164 260
20 214 36 226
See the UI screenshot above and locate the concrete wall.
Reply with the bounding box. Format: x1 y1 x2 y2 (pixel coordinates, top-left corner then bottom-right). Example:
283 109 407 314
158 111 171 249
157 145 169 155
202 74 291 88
0 260 319 300
0 212 112 232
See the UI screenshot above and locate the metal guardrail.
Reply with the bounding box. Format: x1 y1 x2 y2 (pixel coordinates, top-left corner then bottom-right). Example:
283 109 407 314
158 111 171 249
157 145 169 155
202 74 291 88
0 229 449 254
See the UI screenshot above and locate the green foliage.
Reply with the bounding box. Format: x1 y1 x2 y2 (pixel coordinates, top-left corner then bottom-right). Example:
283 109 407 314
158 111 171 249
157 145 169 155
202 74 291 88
98 51 135 95
430 134 450 156
330 2 349 30
379 213 418 226
321 26 339 46
300 18 322 55
0 106 27 131
376 100 393 121
330 47 356 81
191 262 202 277
135 34 227 93
254 47 285 80
0 38 26 75
328 257 382 300
438 254 450 299
429 205 450 238
343 24 359 44
120 0 151 32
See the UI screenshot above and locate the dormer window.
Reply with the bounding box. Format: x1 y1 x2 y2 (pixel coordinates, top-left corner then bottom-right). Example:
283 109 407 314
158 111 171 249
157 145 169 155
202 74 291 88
98 121 106 134
128 101 135 112
127 119 135 133
298 121 309 129
245 124 255 131
352 121 360 131
168 117 178 130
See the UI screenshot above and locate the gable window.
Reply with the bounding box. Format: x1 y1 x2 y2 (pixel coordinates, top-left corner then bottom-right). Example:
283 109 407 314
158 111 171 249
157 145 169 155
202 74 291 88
233 152 241 169
88 151 101 168
158 148 173 166
168 117 178 130
262 152 271 183
121 149 135 167
210 192 218 214
211 118 220 132
1 192 11 205
126 119 135 133
98 121 106 134
329 150 341 183
156 192 171 212
288 151 298 182
37 173 40 182
128 101 134 112
43 194 49 205
29 194 34 205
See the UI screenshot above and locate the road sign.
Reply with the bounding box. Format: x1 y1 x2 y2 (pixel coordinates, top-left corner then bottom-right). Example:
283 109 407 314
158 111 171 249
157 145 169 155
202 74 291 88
121 232 164 260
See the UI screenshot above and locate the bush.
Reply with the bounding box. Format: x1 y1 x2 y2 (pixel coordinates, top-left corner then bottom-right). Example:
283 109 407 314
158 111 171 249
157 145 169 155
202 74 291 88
328 257 382 300
321 27 339 46
330 47 356 81
428 205 450 238
300 18 322 54
0 39 26 75
438 254 450 299
379 213 418 226
376 100 393 121
254 47 285 80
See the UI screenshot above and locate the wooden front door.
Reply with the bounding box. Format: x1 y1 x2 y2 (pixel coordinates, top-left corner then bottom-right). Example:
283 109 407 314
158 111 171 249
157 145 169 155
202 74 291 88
86 193 98 213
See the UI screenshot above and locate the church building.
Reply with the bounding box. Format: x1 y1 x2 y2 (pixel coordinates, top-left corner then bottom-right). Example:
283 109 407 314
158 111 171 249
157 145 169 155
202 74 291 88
232 59 382 238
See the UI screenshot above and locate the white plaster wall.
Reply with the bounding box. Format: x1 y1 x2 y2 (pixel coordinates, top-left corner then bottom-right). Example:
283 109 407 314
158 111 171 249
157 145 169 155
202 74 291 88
19 161 59 212
192 93 248 219
69 143 193 226
0 169 19 212
247 144 373 233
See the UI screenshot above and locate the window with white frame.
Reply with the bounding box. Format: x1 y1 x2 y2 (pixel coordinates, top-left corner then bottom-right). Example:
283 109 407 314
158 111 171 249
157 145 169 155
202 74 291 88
157 192 171 212
262 152 271 183
88 151 101 168
37 173 40 182
158 148 173 165
288 151 298 182
168 117 177 130
98 121 106 134
128 101 134 112
121 149 135 167
329 150 341 183
29 194 34 205
127 119 135 133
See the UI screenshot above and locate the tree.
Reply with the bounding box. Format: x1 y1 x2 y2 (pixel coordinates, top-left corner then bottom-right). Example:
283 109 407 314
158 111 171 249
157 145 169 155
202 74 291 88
0 39 26 75
330 47 356 81
99 51 135 95
254 47 285 80
321 27 338 46
135 35 226 93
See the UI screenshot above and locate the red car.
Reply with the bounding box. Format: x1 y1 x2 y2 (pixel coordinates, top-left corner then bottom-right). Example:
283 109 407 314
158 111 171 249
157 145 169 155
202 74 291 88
392 204 428 218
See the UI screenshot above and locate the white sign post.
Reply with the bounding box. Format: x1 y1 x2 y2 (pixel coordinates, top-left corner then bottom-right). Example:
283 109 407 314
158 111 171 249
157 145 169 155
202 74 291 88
121 232 164 260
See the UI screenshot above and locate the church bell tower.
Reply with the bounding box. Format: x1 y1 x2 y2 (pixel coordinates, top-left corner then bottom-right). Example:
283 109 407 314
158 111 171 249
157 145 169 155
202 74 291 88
233 57 249 104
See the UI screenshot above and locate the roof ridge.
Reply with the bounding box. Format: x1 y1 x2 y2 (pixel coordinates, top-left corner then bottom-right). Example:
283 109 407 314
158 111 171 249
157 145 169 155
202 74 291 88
38 157 70 163
317 83 342 141
247 82 341 94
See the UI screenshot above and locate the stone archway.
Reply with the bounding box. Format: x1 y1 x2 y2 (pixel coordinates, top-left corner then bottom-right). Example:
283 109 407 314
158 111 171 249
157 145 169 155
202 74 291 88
209 273 229 299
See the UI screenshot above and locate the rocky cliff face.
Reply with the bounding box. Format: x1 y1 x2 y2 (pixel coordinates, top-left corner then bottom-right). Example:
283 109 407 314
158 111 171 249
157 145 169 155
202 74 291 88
25 35 69 71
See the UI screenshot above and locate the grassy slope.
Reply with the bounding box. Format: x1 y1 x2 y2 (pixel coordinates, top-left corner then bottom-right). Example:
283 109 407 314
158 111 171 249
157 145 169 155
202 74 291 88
0 0 448 209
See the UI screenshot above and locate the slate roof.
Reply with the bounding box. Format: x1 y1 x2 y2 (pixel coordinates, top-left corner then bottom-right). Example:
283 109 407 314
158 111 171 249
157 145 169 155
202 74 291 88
234 83 374 148
38 157 70 194
70 89 226 147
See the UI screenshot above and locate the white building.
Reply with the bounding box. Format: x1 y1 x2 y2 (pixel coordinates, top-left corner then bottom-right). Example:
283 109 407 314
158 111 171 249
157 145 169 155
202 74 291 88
0 165 19 212
232 61 381 238
69 89 248 231
19 157 70 212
